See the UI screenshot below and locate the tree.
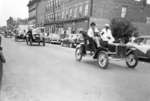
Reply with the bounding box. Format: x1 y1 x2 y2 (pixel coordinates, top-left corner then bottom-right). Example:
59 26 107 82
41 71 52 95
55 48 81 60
110 17 137 43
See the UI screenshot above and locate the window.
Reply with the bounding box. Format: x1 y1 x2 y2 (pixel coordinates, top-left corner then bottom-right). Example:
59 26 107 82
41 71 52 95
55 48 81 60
79 5 83 17
134 0 141 2
84 3 89 16
147 0 150 4
74 7 77 18
146 17 150 23
121 7 127 18
69 8 73 18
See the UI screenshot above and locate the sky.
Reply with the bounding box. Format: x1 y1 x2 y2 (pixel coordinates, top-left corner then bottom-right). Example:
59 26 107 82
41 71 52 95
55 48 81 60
0 0 29 26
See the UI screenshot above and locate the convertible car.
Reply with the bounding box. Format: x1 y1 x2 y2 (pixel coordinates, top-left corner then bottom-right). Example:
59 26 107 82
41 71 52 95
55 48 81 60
127 36 150 60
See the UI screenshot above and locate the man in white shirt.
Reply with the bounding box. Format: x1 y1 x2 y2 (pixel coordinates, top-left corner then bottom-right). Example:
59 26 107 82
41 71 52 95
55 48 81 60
100 24 115 44
87 22 100 48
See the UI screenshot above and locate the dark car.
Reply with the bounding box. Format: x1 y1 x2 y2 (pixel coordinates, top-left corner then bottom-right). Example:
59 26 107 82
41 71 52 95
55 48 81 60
15 32 26 42
26 27 46 46
127 36 150 60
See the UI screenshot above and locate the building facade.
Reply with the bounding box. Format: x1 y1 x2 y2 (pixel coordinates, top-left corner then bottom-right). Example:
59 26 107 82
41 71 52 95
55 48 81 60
91 0 150 29
32 0 150 34
44 0 91 34
36 0 47 27
27 0 40 26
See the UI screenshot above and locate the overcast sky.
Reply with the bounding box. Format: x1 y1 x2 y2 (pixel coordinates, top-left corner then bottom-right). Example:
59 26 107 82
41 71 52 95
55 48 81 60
0 0 29 26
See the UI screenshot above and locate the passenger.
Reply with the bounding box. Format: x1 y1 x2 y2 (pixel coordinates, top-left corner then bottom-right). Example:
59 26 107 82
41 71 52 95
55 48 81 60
87 22 101 48
100 24 116 52
100 24 115 44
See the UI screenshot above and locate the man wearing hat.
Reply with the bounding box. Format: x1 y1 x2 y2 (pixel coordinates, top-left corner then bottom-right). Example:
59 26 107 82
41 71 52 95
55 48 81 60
100 24 115 44
87 22 101 48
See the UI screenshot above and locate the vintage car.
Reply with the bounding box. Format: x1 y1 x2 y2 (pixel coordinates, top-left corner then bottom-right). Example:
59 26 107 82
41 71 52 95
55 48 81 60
26 27 46 46
127 35 150 60
49 33 61 44
61 34 83 48
15 31 26 42
75 31 138 69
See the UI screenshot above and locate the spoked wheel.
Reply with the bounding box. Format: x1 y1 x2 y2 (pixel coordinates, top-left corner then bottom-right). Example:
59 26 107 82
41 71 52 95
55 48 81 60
29 39 33 46
126 53 138 69
98 51 109 69
26 38 29 45
75 47 83 61
43 39 45 46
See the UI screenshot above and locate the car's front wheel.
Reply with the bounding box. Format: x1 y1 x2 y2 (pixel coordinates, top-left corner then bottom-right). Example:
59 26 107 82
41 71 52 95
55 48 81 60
98 51 109 69
75 47 83 61
126 52 138 69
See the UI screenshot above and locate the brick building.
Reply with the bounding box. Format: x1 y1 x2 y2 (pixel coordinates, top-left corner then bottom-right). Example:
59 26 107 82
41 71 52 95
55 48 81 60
44 0 90 34
28 0 47 27
42 0 150 34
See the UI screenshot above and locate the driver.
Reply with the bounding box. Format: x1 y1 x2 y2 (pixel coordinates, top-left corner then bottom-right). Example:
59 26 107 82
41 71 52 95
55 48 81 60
87 22 101 48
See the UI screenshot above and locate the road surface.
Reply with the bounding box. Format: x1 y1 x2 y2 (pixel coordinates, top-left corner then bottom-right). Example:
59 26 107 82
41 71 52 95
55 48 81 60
0 37 150 101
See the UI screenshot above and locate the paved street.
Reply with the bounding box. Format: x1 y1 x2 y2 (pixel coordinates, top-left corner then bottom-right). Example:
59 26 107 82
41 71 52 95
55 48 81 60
0 37 150 101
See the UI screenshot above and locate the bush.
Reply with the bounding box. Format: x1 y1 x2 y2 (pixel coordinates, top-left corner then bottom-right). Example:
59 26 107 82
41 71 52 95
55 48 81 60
110 17 137 43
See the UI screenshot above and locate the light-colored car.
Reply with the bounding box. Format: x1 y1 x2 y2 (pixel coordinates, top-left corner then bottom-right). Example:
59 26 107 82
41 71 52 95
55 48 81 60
50 33 61 44
127 35 150 59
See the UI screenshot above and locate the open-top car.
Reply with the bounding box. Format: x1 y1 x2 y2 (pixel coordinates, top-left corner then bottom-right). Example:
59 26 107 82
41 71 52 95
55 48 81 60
26 27 46 46
127 35 150 60
75 31 138 69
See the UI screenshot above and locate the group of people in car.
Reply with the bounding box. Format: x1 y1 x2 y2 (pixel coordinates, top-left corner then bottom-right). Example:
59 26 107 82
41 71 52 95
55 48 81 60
87 22 115 51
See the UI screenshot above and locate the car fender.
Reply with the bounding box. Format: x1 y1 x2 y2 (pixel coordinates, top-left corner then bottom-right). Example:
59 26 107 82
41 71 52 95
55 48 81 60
126 47 137 56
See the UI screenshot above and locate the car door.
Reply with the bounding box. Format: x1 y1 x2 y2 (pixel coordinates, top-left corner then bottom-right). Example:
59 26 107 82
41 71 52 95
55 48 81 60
133 38 147 58
144 38 150 58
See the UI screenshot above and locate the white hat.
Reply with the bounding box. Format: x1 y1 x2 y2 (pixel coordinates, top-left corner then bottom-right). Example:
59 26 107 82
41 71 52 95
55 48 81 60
105 24 110 27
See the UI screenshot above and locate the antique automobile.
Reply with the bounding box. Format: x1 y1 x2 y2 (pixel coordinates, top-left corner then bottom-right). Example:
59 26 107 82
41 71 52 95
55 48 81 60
127 35 150 60
26 27 46 46
75 31 138 69
61 34 83 48
15 31 26 42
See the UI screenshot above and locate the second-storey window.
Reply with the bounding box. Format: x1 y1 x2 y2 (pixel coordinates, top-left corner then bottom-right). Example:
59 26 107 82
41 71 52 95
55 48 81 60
84 3 89 16
121 6 127 18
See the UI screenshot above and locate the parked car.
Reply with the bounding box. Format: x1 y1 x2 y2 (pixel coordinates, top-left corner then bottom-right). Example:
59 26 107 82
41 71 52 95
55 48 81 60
61 34 83 48
49 33 61 44
26 27 46 46
127 35 150 60
15 32 26 42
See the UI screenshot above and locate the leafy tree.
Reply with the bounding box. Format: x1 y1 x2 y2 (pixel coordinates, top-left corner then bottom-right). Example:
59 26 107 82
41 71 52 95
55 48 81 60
110 17 137 43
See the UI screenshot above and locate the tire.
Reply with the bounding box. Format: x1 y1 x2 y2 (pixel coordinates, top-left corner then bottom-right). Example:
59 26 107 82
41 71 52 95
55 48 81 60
126 53 138 69
26 38 29 45
43 41 45 46
69 43 73 48
75 47 83 62
29 39 32 46
97 51 109 69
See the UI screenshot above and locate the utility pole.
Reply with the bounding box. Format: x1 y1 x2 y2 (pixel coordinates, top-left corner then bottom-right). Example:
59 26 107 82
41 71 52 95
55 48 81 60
52 0 56 33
